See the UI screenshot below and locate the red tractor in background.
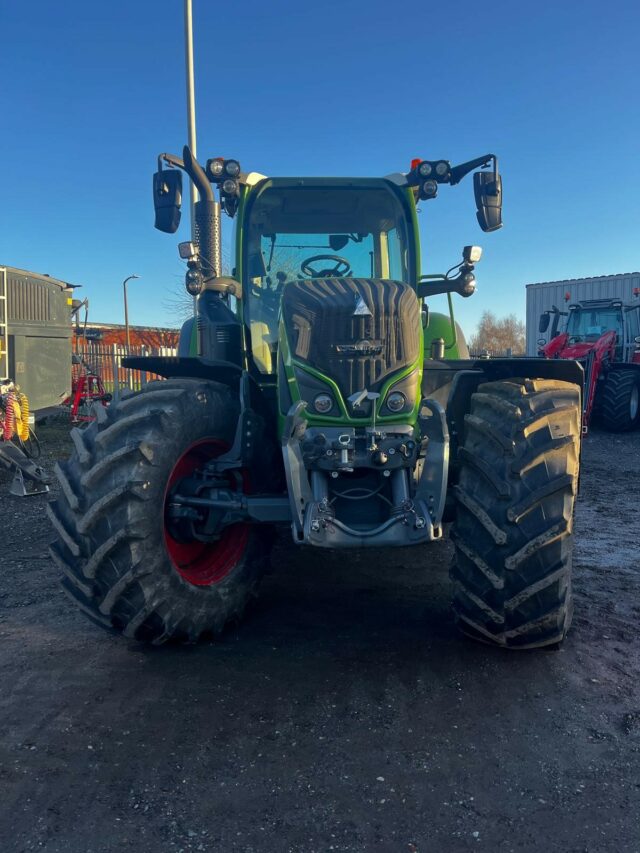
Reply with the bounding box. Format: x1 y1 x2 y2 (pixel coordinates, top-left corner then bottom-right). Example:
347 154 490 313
538 296 640 432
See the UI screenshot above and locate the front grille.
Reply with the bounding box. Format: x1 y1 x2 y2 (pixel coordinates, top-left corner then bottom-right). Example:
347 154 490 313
282 278 421 400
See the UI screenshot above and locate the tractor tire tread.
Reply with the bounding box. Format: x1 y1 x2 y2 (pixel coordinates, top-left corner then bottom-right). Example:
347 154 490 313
451 377 580 649
49 379 274 644
599 369 640 432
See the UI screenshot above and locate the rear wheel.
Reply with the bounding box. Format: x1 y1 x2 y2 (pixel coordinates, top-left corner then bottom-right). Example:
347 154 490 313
451 378 580 649
48 378 273 643
599 369 640 432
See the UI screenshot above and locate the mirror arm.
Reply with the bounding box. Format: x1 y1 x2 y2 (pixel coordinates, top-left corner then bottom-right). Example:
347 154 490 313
156 150 214 203
449 153 496 186
158 152 185 172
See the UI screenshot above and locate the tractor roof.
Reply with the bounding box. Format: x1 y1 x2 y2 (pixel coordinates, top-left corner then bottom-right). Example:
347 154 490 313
569 298 624 310
244 178 412 234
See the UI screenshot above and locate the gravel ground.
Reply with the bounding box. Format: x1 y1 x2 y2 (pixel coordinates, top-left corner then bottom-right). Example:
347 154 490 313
0 418 639 853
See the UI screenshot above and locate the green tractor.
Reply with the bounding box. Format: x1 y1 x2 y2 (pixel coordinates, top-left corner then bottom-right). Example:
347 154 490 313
48 148 582 649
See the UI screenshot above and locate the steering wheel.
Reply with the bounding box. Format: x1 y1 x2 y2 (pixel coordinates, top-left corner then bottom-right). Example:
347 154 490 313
301 254 352 278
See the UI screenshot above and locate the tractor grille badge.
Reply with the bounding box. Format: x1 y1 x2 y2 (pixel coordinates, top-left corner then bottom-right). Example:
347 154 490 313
335 340 383 356
353 295 372 316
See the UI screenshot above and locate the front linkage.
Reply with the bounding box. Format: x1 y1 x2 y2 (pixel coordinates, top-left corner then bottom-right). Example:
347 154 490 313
281 398 449 548
165 379 450 549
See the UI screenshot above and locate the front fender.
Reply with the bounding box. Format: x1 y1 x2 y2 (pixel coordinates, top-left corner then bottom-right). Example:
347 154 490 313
121 356 242 389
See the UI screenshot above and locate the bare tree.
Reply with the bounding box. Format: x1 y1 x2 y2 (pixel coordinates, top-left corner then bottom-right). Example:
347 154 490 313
163 244 233 322
469 311 526 355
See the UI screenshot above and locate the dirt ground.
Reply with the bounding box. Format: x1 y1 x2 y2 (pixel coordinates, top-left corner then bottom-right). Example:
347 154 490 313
0 417 639 853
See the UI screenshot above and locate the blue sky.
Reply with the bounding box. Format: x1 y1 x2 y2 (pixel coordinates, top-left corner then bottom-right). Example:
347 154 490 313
1 0 639 334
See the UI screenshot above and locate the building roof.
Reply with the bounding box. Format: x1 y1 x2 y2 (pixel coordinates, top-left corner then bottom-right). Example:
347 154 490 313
84 321 179 332
526 272 640 288
1 264 82 289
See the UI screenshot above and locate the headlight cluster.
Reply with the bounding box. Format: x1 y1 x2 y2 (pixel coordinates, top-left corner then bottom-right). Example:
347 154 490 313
311 387 411 416
185 268 203 296
294 365 415 419
205 157 242 217
411 160 451 200
205 157 241 183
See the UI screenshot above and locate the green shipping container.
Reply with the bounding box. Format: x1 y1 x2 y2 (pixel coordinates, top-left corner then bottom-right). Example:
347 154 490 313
0 266 75 412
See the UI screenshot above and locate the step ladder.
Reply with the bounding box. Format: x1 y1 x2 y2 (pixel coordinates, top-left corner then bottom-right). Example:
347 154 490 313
0 268 7 381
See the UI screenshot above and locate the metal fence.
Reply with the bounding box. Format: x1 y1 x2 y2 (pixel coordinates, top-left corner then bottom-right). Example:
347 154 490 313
73 343 177 401
72 343 528 406
469 349 525 359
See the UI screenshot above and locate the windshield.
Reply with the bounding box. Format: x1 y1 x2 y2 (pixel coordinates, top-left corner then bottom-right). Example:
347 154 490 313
243 182 413 374
566 307 623 342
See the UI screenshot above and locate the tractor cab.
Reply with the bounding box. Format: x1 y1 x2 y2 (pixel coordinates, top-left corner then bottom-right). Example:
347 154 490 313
148 150 503 393
566 301 625 356
241 178 417 376
540 298 640 363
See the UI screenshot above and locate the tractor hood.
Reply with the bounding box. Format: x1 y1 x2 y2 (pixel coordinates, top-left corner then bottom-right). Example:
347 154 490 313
280 277 422 421
557 341 599 359
541 330 617 360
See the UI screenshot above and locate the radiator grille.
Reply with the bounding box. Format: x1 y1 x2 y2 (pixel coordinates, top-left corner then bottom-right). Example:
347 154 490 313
282 278 421 399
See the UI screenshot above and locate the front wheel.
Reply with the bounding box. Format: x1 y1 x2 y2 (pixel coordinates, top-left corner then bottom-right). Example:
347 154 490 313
450 378 580 649
599 369 640 432
48 379 273 643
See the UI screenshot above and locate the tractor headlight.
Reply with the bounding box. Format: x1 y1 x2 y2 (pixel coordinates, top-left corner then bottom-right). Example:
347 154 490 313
422 180 438 198
435 160 449 177
207 158 224 179
418 161 433 177
222 178 239 195
224 159 241 177
313 393 334 414
386 391 406 412
185 269 203 296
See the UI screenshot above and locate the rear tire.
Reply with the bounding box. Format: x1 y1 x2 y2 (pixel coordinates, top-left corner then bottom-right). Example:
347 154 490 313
48 378 273 644
599 369 640 432
450 378 580 649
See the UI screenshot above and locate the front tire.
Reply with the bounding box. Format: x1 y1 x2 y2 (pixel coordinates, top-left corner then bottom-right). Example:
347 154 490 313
48 379 273 643
599 369 640 432
451 378 580 649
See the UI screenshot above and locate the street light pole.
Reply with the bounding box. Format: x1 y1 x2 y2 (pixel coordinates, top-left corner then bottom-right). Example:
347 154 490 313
184 0 198 239
123 274 140 348
184 0 199 315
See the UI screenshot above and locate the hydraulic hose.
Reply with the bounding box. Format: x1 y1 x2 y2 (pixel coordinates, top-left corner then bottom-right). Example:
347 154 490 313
17 392 30 441
3 393 15 440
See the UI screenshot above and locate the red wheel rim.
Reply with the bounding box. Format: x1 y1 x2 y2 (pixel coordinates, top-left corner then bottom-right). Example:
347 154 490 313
163 439 250 587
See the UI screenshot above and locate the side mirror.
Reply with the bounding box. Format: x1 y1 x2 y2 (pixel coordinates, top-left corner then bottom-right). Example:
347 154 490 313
539 313 551 333
153 169 182 233
474 170 502 232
